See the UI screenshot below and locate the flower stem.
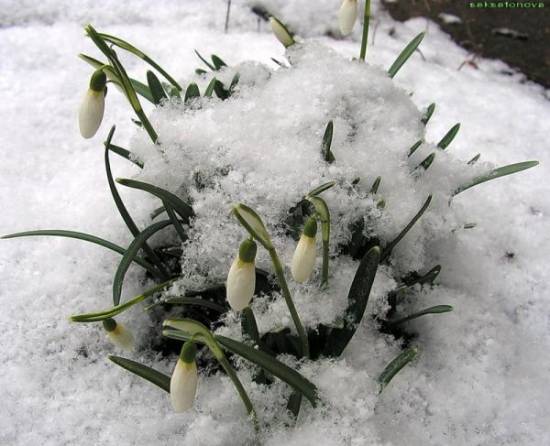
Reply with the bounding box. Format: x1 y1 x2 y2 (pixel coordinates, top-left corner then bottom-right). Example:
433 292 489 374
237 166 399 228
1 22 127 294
359 0 371 61
218 356 259 432
268 249 310 358
321 239 329 286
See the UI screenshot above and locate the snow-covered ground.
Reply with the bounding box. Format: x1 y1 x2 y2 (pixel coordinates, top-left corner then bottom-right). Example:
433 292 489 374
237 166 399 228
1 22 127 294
1 1 549 445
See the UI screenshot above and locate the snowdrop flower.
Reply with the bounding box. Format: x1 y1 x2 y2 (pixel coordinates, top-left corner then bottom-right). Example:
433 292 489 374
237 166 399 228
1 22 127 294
170 341 198 412
226 239 257 311
291 217 318 283
79 68 107 139
270 16 295 48
339 0 358 36
102 318 134 351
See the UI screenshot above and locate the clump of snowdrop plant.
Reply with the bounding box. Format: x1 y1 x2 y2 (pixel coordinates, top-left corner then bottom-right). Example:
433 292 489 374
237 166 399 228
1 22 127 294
2 1 539 437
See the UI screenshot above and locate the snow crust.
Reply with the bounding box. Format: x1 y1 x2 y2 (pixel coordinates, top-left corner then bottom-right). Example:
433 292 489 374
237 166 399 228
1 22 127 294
1 1 549 445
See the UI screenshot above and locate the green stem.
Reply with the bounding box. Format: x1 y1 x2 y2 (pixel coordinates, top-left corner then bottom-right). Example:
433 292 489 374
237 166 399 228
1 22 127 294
71 278 178 322
268 249 310 358
321 239 329 287
136 108 158 143
359 0 371 61
218 356 259 432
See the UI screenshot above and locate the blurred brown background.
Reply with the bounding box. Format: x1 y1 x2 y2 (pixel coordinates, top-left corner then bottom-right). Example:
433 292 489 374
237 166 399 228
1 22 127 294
382 0 550 87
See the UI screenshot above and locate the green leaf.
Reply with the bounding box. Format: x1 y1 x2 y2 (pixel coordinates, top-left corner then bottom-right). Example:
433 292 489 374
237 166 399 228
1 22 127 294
370 176 381 194
161 296 226 313
216 335 319 406
146 70 168 105
417 152 435 171
382 195 432 260
307 181 336 197
104 128 168 279
150 206 166 220
454 161 539 196
241 307 261 345
232 203 273 249
99 32 182 91
113 220 172 305
211 54 227 70
116 178 195 223
467 154 481 165
163 201 187 243
204 77 217 97
1 229 156 275
322 246 381 357
386 305 453 326
106 142 143 168
321 121 335 163
71 278 178 322
109 355 170 392
421 103 435 125
407 140 423 157
437 123 460 150
229 73 240 92
213 79 230 100
185 83 200 102
194 50 216 71
387 32 425 78
195 68 207 76
378 347 418 391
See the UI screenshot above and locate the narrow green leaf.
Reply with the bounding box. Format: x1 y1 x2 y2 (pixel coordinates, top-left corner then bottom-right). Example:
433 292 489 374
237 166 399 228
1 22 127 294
216 335 319 406
241 307 261 345
116 178 195 223
286 391 303 418
150 206 166 220
106 142 143 168
211 54 227 70
146 70 168 105
437 123 460 150
161 296 226 312
204 77 217 97
185 83 200 102
407 140 423 157
99 32 182 91
421 103 435 125
1 230 155 274
467 154 481 165
104 128 168 279
71 278 178 322
321 121 335 163
229 73 240 92
417 152 435 170
454 161 539 196
163 201 187 243
386 305 453 326
109 355 170 392
307 181 336 197
113 220 172 305
370 176 382 194
382 196 432 260
378 347 418 391
130 79 155 104
195 68 207 75
194 50 216 70
388 32 425 78
213 79 230 100
323 246 381 357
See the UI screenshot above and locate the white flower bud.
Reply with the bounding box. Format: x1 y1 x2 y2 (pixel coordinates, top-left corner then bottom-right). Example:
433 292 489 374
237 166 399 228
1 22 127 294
170 359 198 412
79 69 106 139
339 0 358 36
291 217 318 283
103 319 134 351
226 239 257 311
270 17 295 48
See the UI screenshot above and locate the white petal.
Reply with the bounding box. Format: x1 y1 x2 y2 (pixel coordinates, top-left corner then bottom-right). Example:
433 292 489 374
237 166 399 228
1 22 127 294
226 258 255 311
170 360 198 412
291 235 316 283
79 90 105 139
339 0 358 36
106 324 134 351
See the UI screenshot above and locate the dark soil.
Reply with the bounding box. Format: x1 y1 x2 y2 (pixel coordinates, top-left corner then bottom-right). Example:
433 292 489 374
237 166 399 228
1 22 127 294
382 0 550 88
